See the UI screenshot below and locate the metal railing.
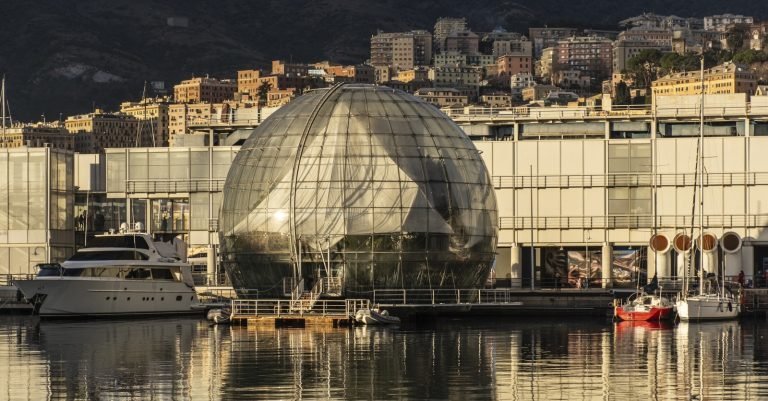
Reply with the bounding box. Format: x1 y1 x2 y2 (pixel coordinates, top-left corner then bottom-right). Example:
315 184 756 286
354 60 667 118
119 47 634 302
500 214 767 230
0 274 35 287
491 171 768 190
126 179 226 193
230 298 369 318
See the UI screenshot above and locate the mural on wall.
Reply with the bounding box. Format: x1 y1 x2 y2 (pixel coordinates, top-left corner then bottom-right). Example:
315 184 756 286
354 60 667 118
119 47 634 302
612 249 646 288
567 251 601 288
543 248 601 288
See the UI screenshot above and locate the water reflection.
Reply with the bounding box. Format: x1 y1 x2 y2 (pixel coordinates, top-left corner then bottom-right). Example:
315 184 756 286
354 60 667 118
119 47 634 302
1 316 768 400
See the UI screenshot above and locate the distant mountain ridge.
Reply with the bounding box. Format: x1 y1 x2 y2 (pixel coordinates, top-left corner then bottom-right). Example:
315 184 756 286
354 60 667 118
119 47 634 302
1 0 766 121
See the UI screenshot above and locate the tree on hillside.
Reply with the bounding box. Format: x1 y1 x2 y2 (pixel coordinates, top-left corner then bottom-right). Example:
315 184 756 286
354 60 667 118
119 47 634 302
726 25 750 51
614 81 631 105
626 49 662 89
733 49 768 65
257 81 272 105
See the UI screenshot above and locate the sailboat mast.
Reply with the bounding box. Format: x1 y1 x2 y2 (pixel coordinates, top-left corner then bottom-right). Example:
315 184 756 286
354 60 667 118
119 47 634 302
698 57 705 296
1 76 6 139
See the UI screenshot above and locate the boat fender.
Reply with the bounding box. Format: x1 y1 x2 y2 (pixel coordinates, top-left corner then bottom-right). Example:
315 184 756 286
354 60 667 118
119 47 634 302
718 302 723 312
728 302 733 312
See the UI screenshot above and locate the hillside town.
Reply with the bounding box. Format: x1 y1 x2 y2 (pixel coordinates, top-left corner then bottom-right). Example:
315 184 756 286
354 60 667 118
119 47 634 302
2 13 768 151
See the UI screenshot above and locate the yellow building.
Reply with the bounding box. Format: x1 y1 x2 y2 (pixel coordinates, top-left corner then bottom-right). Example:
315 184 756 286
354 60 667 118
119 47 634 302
652 62 757 103
395 68 429 83
173 77 237 104
414 88 468 107
168 103 217 144
0 123 74 150
119 98 171 147
65 110 147 153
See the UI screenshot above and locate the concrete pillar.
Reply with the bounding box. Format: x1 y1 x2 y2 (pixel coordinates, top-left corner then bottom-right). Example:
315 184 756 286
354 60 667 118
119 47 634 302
601 243 612 288
510 244 522 288
723 250 742 279
647 246 657 280
702 251 718 277
207 245 217 286
653 249 670 278
742 242 755 278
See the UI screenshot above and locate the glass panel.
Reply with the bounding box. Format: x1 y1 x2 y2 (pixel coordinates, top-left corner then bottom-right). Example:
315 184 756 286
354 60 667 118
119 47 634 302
107 152 126 193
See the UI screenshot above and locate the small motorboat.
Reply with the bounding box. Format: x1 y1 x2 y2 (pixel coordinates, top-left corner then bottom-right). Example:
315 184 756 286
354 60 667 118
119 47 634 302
355 307 400 325
614 292 674 322
207 306 231 325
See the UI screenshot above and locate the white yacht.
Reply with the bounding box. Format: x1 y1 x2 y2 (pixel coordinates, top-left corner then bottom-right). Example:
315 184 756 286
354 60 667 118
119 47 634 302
13 230 201 317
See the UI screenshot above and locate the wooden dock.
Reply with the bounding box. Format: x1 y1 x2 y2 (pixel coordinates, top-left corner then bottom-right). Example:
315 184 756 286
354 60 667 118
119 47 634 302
228 298 368 328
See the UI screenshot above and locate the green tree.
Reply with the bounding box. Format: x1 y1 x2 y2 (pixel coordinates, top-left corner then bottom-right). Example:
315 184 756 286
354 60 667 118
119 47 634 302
726 25 750 51
626 49 663 89
257 81 272 105
614 81 631 105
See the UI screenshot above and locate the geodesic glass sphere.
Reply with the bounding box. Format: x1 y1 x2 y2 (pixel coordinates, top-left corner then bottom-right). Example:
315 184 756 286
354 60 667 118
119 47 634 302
219 84 497 296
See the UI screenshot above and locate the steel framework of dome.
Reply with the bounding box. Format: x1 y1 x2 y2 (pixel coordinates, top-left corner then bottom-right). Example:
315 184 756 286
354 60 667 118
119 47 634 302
219 84 498 296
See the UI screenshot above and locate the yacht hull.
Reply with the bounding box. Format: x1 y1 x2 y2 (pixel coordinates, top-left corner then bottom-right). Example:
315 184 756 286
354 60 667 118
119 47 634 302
13 278 200 317
675 296 739 321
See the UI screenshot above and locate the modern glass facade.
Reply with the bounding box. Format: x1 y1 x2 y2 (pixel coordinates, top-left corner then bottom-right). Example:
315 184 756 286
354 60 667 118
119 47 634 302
219 84 499 295
0 148 74 276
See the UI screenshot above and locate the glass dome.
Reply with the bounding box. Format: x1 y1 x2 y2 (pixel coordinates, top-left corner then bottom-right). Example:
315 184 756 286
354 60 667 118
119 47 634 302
219 84 497 296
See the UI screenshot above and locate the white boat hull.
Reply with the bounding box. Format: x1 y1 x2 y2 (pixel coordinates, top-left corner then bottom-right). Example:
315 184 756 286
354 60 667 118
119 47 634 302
14 278 200 317
355 308 401 325
676 295 739 321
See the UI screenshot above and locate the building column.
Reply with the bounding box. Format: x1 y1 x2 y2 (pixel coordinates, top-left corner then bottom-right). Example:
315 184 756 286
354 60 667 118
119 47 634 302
702 251 718 277
647 246 657 280
742 241 755 279
601 243 612 288
657 248 670 278
510 244 522 288
207 245 217 286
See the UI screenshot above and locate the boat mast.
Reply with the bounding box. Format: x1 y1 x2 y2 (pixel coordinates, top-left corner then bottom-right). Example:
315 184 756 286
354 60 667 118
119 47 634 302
698 56 705 296
1 75 5 141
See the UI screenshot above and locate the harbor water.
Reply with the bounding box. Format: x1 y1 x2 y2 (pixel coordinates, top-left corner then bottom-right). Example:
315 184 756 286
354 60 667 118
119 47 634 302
1 316 768 400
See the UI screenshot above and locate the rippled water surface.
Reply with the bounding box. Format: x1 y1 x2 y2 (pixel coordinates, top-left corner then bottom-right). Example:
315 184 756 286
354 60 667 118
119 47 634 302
1 316 768 400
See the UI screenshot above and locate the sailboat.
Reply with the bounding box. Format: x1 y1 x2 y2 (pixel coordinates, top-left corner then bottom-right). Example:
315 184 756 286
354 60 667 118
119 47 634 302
675 58 739 321
614 274 675 321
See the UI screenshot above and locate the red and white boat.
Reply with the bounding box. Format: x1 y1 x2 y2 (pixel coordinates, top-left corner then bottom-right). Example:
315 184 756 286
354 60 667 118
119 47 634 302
614 293 675 321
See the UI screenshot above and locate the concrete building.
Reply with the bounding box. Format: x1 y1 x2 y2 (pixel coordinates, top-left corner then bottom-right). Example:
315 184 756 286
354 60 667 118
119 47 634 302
497 54 533 77
271 60 310 77
704 14 754 32
323 64 375 84
617 28 674 49
0 123 74 151
444 93 768 288
619 13 701 30
169 103 218 144
173 77 237 104
396 68 430 83
414 88 468 107
613 40 671 74
555 36 613 83
480 93 512 107
370 30 432 70
429 66 483 98
652 62 758 103
537 47 556 82
529 27 577 57
119 98 172 147
237 69 262 96
510 73 535 96
492 37 532 58
522 84 559 102
65 110 151 153
434 17 468 52
444 31 480 55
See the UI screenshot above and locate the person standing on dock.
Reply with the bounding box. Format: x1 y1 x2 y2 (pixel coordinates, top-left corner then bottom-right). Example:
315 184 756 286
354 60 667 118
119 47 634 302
738 270 745 287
